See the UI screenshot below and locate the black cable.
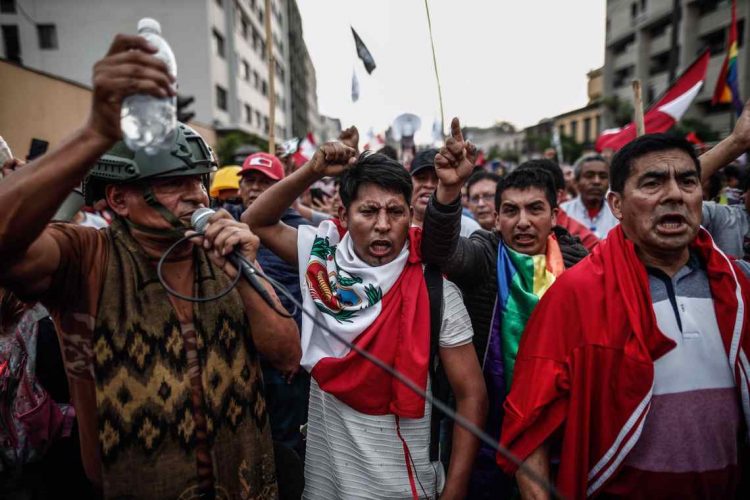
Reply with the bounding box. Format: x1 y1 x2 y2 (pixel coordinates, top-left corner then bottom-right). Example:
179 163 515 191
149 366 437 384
156 232 297 318
157 232 242 303
156 231 560 497
250 263 564 499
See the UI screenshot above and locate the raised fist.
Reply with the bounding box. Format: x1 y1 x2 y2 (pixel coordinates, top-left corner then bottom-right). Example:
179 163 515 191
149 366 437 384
308 140 357 178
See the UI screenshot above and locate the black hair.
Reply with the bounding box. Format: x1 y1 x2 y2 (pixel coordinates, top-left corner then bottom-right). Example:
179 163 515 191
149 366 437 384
573 154 608 181
723 164 741 181
466 171 501 195
609 133 700 193
517 159 564 192
495 168 557 211
376 145 399 161
338 152 412 209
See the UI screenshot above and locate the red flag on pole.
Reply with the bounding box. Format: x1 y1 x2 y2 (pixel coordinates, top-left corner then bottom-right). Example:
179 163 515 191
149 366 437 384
595 50 710 152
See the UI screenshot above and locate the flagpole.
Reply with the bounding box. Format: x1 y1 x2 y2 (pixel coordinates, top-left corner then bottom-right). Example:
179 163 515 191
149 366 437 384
632 79 646 136
424 0 445 137
265 0 276 154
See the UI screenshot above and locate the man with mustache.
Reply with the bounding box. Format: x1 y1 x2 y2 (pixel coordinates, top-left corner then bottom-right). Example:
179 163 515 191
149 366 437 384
410 148 481 236
244 140 487 499
0 35 300 499
560 154 619 239
500 133 750 499
421 118 588 499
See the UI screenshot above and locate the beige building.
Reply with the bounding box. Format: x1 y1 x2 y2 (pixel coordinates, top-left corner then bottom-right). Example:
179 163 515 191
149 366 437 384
0 59 216 159
604 0 750 136
554 68 604 146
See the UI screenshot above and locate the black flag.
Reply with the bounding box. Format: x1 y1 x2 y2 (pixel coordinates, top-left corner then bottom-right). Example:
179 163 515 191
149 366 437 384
351 27 376 74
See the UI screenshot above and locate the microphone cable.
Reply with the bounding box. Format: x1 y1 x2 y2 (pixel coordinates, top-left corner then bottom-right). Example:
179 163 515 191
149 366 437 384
156 231 562 499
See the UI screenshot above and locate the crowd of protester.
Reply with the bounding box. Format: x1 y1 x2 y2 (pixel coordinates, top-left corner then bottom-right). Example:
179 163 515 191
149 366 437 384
2 34 750 500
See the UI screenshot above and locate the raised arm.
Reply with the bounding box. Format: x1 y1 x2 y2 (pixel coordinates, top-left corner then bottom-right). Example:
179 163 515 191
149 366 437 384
0 35 175 297
422 118 493 284
242 131 357 266
700 99 750 183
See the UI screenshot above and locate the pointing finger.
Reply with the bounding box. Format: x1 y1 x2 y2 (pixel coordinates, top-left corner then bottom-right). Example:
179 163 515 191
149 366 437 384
450 117 464 143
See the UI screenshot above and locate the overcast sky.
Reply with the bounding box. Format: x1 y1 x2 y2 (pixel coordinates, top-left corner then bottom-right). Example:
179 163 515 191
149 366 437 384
298 0 606 143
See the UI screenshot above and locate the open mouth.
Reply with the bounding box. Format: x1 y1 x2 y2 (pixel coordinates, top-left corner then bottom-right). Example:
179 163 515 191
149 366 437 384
416 192 432 205
369 239 393 256
513 233 536 245
656 214 688 234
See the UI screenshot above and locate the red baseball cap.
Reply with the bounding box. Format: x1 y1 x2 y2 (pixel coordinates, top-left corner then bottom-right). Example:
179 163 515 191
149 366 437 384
239 152 285 181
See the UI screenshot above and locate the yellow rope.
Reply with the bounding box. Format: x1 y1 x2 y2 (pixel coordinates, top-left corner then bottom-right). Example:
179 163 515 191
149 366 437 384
424 0 445 137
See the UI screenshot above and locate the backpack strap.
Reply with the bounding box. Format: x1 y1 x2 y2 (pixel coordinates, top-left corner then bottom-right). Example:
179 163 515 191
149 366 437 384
424 264 446 463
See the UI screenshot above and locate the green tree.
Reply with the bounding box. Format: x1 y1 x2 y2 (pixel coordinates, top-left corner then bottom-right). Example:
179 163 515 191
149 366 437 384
216 131 269 166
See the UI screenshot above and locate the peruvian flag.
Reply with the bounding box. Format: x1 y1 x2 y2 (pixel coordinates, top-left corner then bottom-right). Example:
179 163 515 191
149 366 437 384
595 50 710 152
292 132 317 168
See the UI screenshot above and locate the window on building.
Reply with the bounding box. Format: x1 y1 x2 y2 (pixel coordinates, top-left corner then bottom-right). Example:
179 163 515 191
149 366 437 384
255 110 262 126
0 0 16 14
630 3 638 22
649 51 670 76
583 117 592 143
37 24 58 50
215 0 223 8
263 116 269 134
213 29 225 58
253 70 260 88
241 17 249 39
570 120 578 142
216 85 227 111
242 60 250 81
1 24 20 63
698 0 720 16
595 115 601 136
261 80 268 96
258 8 264 24
698 27 725 54
251 30 259 51
260 40 266 56
245 104 252 123
558 124 565 139
639 0 647 12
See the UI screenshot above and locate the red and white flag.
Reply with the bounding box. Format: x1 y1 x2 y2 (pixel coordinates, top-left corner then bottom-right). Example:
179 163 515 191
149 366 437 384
292 132 317 167
595 50 710 152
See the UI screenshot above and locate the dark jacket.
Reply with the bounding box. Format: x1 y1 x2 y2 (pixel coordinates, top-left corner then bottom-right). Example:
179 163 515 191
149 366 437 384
422 196 588 362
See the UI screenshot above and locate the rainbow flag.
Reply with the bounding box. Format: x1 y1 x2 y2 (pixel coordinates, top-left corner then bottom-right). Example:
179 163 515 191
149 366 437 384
478 235 565 461
712 0 743 116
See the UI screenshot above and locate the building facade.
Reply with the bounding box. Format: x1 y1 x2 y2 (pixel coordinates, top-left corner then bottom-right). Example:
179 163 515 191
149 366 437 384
604 0 750 136
554 67 604 147
0 0 322 142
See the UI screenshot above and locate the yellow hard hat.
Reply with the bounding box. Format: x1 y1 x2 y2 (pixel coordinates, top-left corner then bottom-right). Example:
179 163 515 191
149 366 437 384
210 165 242 197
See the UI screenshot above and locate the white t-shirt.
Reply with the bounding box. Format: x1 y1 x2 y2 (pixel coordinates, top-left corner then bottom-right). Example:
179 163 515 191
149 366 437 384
303 279 474 499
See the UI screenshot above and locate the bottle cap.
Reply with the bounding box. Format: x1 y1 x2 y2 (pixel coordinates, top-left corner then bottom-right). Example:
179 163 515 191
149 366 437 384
137 18 161 34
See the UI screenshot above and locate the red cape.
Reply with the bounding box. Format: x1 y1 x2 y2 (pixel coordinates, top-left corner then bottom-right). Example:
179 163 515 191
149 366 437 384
498 225 750 498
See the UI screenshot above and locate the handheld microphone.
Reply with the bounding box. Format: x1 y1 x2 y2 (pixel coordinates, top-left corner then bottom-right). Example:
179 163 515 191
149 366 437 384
191 207 277 309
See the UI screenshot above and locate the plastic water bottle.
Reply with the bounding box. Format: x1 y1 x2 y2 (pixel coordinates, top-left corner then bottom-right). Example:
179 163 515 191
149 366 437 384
120 18 177 155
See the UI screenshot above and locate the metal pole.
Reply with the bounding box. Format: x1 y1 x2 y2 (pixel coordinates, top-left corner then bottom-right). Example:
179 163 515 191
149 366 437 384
265 0 276 153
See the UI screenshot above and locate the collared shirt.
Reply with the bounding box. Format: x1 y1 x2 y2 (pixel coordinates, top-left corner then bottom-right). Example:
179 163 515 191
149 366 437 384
602 254 741 498
560 196 619 239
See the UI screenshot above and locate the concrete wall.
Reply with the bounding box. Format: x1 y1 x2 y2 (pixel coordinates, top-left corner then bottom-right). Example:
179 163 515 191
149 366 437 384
0 59 91 155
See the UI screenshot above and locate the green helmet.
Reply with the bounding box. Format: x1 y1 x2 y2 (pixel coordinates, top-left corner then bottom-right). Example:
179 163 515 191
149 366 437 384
83 122 217 205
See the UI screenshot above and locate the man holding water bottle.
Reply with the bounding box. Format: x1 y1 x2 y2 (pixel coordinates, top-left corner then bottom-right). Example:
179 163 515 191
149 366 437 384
0 33 300 499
